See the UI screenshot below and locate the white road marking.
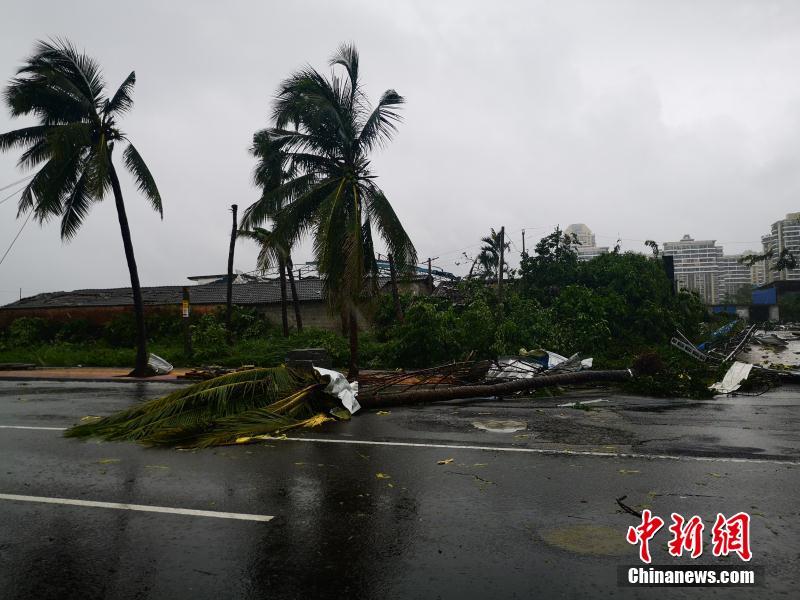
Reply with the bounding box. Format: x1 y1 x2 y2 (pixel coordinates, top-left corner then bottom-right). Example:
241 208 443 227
0 425 67 431
0 493 274 522
282 437 800 466
1 424 798 466
557 399 608 408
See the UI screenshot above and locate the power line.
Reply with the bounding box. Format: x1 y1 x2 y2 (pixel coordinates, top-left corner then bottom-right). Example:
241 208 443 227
0 210 33 267
0 183 29 206
0 174 34 192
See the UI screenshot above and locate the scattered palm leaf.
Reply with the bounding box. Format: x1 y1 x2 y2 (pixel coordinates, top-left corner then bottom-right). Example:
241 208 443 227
65 366 344 447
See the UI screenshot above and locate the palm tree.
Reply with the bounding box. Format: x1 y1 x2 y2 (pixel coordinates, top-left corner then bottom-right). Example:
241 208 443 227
241 44 417 379
248 130 304 335
470 228 510 280
238 226 304 336
0 40 161 376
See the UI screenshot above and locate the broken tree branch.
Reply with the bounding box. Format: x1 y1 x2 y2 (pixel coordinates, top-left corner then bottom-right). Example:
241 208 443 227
615 495 642 518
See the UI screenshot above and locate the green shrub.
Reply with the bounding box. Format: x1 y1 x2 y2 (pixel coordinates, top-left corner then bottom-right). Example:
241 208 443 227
55 319 97 343
191 314 228 360
103 314 137 347
7 317 53 346
229 306 273 339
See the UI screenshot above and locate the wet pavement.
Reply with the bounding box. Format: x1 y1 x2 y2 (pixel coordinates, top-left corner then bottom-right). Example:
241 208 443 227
0 380 798 598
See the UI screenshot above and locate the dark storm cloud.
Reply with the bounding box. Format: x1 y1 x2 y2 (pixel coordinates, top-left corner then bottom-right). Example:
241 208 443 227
2 0 799 303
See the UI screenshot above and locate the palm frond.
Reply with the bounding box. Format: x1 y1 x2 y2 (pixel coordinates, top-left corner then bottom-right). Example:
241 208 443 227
27 38 105 104
149 385 326 448
364 184 417 272
107 71 136 115
64 367 343 448
60 168 93 241
240 172 321 229
329 43 362 110
85 135 111 199
123 142 162 216
5 68 94 123
0 125 50 152
237 226 286 271
18 147 86 223
65 367 309 440
358 89 404 152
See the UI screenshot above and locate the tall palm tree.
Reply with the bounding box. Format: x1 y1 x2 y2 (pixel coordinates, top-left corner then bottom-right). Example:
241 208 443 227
0 40 161 375
238 225 303 336
241 44 417 379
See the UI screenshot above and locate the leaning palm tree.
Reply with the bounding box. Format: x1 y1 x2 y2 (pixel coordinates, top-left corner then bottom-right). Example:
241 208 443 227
241 44 417 379
237 226 303 337
0 40 161 376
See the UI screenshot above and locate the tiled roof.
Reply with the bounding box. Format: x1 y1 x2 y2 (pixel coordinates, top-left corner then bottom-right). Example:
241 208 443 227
2 280 325 309
2 277 424 309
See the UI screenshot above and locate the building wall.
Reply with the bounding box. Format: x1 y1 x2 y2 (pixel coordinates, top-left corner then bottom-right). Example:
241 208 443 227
0 300 348 331
716 254 753 304
751 260 768 286
575 246 610 261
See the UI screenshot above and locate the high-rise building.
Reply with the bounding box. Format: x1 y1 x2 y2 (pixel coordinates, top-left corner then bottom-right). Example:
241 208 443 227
564 223 609 262
750 259 768 287
717 254 755 304
761 212 800 282
662 235 723 304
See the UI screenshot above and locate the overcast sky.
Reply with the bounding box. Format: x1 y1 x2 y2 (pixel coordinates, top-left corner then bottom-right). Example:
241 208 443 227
2 0 799 303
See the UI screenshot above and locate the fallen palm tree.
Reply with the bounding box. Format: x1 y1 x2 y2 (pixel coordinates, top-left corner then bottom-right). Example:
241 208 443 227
65 363 633 448
359 369 633 407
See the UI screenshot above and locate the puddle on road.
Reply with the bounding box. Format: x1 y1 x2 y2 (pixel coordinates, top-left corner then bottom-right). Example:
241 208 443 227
471 419 527 433
540 524 630 556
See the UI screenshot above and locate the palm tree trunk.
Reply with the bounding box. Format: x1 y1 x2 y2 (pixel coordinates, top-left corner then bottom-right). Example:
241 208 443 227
286 255 303 332
467 255 478 279
347 307 359 381
279 257 289 337
108 163 148 376
226 204 238 344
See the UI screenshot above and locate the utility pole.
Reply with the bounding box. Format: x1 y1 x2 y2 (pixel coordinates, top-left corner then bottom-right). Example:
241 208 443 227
425 257 439 290
521 229 526 255
182 286 192 358
498 226 505 305
226 204 238 344
388 253 403 321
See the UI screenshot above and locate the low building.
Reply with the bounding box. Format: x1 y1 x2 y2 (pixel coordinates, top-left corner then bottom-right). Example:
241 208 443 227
0 277 433 331
750 280 800 321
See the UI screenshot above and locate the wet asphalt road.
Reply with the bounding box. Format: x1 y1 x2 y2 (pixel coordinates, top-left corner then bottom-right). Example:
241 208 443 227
0 380 798 599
